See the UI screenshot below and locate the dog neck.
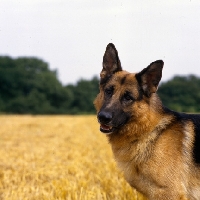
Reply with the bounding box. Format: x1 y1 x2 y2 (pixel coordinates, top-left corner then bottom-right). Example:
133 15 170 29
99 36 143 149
107 109 174 164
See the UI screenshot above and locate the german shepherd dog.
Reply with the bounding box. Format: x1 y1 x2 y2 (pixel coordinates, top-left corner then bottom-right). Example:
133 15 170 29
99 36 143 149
94 43 200 200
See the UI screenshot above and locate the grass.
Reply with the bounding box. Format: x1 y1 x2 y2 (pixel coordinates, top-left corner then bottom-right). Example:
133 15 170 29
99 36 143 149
0 115 146 200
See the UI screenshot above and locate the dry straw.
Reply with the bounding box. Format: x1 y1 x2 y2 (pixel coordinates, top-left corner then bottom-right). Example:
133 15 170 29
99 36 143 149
0 115 145 200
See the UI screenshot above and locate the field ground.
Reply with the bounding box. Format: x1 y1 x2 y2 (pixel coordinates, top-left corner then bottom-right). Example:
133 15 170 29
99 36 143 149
0 115 146 200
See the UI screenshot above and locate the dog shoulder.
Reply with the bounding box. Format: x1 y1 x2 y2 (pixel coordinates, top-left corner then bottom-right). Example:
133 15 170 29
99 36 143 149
163 109 200 165
180 113 200 165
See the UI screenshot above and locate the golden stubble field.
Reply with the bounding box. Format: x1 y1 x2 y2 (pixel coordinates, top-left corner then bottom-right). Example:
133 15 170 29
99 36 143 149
0 115 146 200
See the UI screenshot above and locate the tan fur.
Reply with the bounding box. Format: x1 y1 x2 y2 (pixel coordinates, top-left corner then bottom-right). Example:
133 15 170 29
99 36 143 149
94 43 200 200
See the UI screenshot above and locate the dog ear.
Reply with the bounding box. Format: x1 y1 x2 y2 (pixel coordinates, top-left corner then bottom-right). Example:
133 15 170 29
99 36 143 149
100 43 122 84
136 60 164 97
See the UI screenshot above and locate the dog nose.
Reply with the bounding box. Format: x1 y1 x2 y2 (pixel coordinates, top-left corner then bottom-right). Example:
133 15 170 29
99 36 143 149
98 111 113 124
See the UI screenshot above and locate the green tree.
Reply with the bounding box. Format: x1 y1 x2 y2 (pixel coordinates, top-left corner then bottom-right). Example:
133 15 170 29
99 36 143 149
158 75 200 112
65 77 99 114
0 56 69 114
0 56 99 114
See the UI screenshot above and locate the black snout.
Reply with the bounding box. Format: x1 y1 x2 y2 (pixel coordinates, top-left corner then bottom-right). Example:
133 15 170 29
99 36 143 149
98 111 113 124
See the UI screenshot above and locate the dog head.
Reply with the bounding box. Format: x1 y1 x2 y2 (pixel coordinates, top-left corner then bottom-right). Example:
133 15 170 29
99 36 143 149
94 43 164 134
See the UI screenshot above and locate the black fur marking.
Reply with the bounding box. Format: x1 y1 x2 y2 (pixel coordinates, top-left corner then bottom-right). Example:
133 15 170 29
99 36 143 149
184 114 200 164
194 123 200 164
100 74 112 85
120 74 128 85
137 87 144 101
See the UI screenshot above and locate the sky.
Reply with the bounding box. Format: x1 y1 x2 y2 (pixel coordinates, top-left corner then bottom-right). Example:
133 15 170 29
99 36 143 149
1 0 200 85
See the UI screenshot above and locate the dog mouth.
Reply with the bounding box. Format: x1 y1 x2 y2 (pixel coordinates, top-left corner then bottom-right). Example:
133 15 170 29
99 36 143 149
100 124 114 134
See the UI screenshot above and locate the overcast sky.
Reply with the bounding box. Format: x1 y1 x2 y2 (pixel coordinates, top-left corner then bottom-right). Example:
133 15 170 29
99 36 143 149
1 0 200 85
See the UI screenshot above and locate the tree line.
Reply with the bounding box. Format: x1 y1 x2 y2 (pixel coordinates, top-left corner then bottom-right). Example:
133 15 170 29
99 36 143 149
0 56 199 114
158 75 200 113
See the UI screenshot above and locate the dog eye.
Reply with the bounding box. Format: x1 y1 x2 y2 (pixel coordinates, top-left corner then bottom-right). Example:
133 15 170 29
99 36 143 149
123 92 133 102
105 87 113 96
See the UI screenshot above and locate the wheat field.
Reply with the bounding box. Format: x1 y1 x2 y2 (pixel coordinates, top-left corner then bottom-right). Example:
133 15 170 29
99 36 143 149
0 115 146 200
